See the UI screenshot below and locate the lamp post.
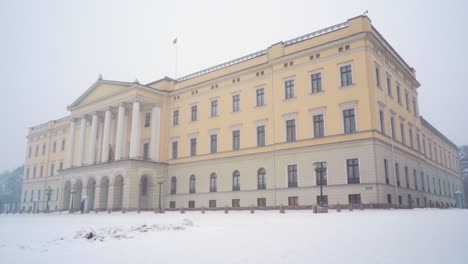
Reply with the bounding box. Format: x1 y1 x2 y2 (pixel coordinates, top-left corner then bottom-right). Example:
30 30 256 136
313 162 327 207
69 184 76 213
156 176 165 213
45 186 52 213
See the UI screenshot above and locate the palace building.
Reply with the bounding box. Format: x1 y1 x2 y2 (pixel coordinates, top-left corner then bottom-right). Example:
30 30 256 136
21 15 463 213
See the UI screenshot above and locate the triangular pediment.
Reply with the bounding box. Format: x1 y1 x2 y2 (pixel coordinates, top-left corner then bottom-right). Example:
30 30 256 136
68 80 135 110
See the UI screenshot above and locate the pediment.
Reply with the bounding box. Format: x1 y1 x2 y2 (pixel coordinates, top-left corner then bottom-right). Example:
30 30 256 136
68 80 134 110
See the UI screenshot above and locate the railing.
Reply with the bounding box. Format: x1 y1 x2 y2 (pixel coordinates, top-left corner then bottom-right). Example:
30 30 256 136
283 21 349 46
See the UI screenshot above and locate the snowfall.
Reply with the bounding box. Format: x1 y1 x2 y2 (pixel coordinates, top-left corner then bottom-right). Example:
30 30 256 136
1 209 467 264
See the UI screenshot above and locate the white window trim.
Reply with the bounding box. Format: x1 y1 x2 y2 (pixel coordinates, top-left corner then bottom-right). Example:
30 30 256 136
282 76 296 99
309 107 327 138
230 123 243 131
283 112 298 142
169 137 179 159
344 157 360 184
255 121 267 147
337 61 354 87
255 86 266 107
171 108 180 126
189 104 198 123
232 93 241 112
374 62 381 89
309 69 324 94
339 100 358 133
285 163 299 188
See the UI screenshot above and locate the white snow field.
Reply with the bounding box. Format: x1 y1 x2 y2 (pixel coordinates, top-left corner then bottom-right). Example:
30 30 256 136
1 209 467 264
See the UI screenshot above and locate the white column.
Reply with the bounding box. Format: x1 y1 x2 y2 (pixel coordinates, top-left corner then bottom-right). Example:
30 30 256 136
65 120 76 168
115 104 126 160
87 113 99 165
150 106 161 161
101 108 112 162
76 116 87 167
129 100 141 159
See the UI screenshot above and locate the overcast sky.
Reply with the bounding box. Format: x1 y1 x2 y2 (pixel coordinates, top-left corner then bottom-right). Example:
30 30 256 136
1 0 467 172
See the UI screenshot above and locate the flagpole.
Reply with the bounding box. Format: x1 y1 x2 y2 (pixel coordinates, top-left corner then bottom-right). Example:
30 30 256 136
174 38 178 79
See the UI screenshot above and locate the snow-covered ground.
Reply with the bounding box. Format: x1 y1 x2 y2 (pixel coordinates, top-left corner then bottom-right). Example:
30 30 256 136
1 209 467 264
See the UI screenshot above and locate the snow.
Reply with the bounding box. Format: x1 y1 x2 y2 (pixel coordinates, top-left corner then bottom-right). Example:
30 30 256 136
1 209 467 264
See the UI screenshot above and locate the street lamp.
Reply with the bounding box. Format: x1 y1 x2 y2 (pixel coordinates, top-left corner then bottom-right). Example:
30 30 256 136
69 184 76 213
156 176 165 213
45 186 53 213
313 162 327 207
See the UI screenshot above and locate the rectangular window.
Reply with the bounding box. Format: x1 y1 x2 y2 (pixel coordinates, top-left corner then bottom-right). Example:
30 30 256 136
50 163 54 177
347 158 360 184
232 199 240 208
143 143 149 160
375 66 381 87
53 141 57 153
313 114 325 138
59 161 63 170
395 163 400 186
144 112 151 127
209 200 216 208
26 168 30 179
348 194 361 204
287 164 298 187
256 88 265 107
384 159 389 184
190 138 197 156
35 145 38 156
33 167 36 178
188 200 195 209
284 79 295 99
288 196 298 206
340 64 353 86
211 100 218 117
42 144 46 155
28 147 32 158
423 138 426 155
40 165 43 177
171 141 178 159
401 123 406 144
191 105 197 122
286 119 296 142
379 110 385 134
257 198 266 207
390 116 396 140
406 166 410 189
173 110 179 126
413 98 418 117
405 92 410 111
398 195 402 205
420 172 425 191
311 72 322 93
316 195 328 205
210 134 217 154
416 134 421 152
386 75 392 96
315 162 327 186
257 126 265 147
397 85 401 104
409 128 414 148
232 94 240 112
61 139 66 151
387 194 392 204
232 130 240 150
343 109 356 134
169 201 176 209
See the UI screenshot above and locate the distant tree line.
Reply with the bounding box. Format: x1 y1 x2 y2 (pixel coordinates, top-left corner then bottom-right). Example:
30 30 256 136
459 146 468 208
0 165 23 213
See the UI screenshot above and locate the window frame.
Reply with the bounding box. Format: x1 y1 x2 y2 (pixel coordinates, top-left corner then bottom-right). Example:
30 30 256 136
283 77 296 99
338 61 354 87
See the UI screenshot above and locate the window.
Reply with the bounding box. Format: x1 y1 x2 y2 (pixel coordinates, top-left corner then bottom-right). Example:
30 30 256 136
405 91 410 111
416 134 421 152
59 161 63 170
409 127 414 148
284 79 295 99
390 116 396 140
232 170 240 191
258 168 266 189
375 66 381 87
210 134 217 154
190 138 197 156
340 64 353 86
171 141 178 159
30 190 34 201
144 112 151 127
386 75 392 96
50 163 55 177
209 200 216 208
397 85 401 104
42 144 46 155
172 110 179 126
387 194 392 204
287 164 298 187
232 130 240 150
427 175 431 193
256 88 265 106
400 122 406 145
311 72 322 93
35 145 38 156
288 196 298 206
210 173 217 192
171 177 177 194
395 163 400 187
423 138 427 155
140 177 148 196
211 100 218 117
384 159 389 184
257 125 265 147
61 139 65 151
232 94 240 112
23 191 27 202
412 98 418 117
189 175 196 193
315 162 327 186
26 168 30 180
53 141 57 153
343 109 356 134
406 166 411 189
379 110 385 134
169 201 176 208
188 200 195 209
317 195 328 205
313 114 324 138
38 190 41 200
40 165 43 177
257 198 266 207
28 147 32 158
33 167 36 178
232 199 240 208
143 143 149 160
347 159 360 184
421 172 425 192
286 119 296 142
398 195 402 205
348 194 361 204
191 105 198 122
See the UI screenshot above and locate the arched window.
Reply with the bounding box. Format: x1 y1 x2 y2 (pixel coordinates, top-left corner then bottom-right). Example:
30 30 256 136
140 177 148 196
232 170 240 191
189 175 196 193
258 168 266 189
210 173 217 192
171 176 177 194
